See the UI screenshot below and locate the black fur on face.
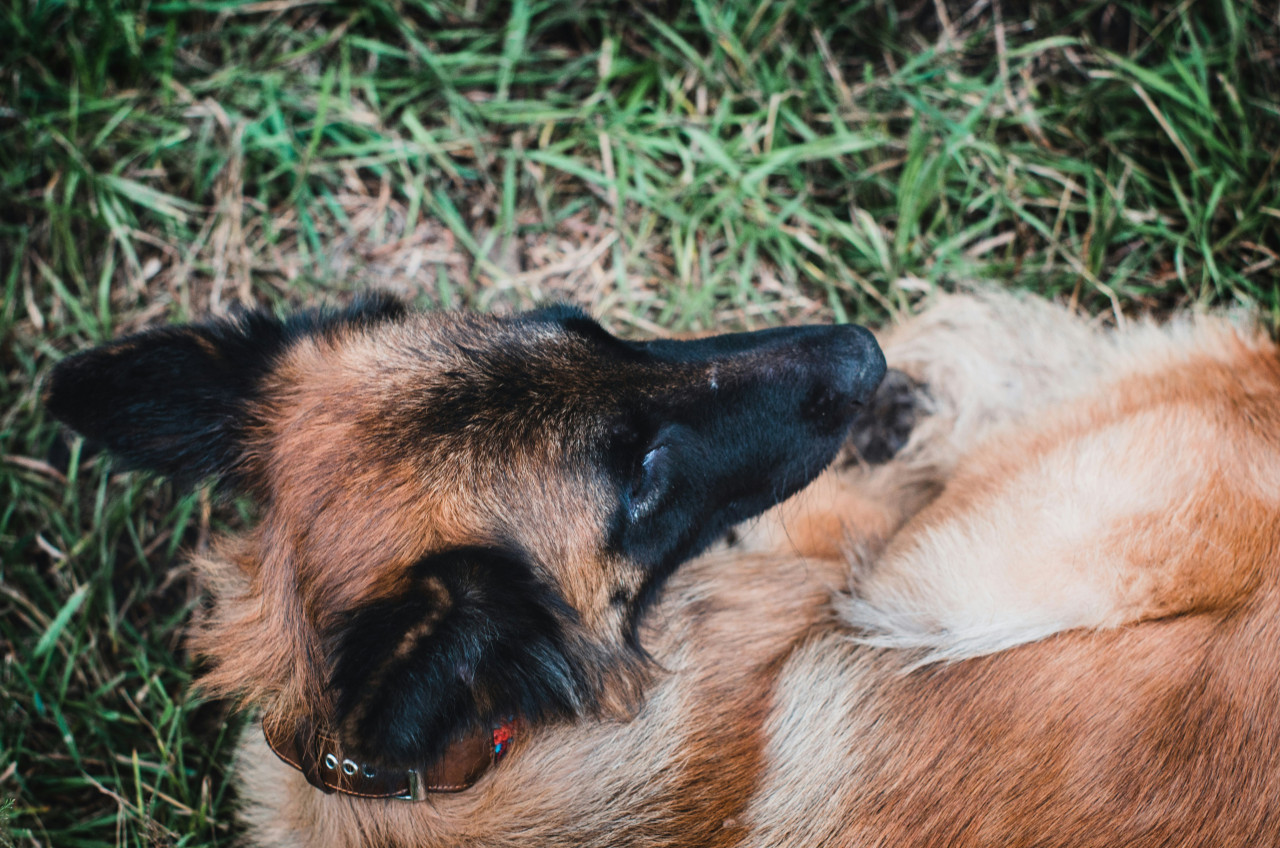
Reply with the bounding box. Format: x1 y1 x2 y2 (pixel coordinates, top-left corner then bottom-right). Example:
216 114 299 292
328 544 634 768
595 322 888 626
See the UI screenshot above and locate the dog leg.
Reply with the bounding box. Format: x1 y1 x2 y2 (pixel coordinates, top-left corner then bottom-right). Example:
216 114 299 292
840 294 1280 660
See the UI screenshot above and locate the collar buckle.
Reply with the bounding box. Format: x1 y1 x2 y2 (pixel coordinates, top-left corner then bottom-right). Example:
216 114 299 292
398 768 425 802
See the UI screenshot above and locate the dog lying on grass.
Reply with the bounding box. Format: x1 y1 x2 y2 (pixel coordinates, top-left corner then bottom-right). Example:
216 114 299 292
46 291 1280 846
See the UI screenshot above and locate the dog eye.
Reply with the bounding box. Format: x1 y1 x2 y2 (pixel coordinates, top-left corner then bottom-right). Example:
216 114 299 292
629 444 670 519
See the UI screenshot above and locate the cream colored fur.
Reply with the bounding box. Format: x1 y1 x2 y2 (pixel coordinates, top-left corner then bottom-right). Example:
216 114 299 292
839 291 1275 661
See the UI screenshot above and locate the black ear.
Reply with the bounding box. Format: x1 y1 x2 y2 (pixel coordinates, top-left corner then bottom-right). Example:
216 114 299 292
329 546 604 769
44 292 405 487
45 310 287 485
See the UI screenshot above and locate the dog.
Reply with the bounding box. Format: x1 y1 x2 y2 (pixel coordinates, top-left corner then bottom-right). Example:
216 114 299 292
45 291 1280 846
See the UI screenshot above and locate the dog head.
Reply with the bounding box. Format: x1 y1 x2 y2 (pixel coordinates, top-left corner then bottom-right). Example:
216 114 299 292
46 294 885 770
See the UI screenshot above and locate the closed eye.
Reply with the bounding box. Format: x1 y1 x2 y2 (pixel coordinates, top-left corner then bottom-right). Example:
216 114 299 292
630 444 670 519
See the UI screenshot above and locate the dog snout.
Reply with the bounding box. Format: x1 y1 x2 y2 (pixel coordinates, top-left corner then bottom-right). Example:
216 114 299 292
637 322 886 404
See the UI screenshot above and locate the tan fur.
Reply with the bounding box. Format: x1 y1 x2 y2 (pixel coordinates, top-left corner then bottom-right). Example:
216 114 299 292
138 292 1280 845
843 300 1280 660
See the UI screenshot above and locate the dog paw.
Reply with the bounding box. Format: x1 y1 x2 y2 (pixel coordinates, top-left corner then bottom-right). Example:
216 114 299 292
845 369 925 464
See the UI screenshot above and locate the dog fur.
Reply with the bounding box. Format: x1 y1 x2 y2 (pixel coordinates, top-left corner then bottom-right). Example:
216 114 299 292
46 291 1280 846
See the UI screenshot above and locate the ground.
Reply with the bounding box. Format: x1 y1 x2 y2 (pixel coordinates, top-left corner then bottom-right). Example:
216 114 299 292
1 1 1279 844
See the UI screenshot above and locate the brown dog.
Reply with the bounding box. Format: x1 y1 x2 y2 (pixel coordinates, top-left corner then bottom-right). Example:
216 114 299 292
46 291 1280 846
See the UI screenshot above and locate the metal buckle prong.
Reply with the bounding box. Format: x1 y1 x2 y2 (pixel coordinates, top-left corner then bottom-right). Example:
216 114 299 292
398 768 424 801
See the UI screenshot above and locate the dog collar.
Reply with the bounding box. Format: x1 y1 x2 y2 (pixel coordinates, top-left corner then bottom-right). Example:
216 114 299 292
262 715 518 800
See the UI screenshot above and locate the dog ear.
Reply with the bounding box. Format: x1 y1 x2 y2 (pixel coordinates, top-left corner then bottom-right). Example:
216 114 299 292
45 293 405 487
329 545 605 768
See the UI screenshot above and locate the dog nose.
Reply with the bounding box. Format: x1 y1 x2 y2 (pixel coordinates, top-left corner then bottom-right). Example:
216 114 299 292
815 324 887 407
788 325 886 431
776 323 885 412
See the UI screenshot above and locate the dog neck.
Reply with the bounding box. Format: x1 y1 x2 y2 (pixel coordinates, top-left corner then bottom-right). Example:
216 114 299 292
262 714 519 800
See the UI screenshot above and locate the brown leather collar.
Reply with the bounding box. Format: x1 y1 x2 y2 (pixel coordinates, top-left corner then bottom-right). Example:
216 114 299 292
262 715 519 800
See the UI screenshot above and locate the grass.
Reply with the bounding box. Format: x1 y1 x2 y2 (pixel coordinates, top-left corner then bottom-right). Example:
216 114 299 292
2 0 1278 844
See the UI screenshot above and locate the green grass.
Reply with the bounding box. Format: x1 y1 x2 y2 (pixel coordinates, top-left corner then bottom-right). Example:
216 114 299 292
2 0 1279 844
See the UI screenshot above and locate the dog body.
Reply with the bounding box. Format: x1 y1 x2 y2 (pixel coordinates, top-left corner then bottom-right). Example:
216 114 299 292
47 293 1280 846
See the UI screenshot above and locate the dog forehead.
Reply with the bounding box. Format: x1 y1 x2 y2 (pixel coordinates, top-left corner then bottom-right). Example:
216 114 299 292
280 309 564 370
256 308 631 499
249 312 625 611
279 309 620 396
